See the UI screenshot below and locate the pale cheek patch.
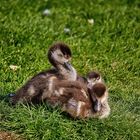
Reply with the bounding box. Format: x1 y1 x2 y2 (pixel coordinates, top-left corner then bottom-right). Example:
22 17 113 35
87 78 102 86
52 49 61 60
27 85 35 96
52 49 66 63
87 78 91 84
87 79 96 87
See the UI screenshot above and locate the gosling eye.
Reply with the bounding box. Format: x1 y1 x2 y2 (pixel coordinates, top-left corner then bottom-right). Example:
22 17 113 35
58 54 63 57
64 55 69 59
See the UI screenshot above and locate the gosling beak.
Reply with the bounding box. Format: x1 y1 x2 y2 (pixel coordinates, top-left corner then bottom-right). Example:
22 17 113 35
93 100 101 112
64 62 72 71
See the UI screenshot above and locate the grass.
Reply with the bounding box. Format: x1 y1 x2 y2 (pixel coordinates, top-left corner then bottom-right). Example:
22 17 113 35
0 0 140 139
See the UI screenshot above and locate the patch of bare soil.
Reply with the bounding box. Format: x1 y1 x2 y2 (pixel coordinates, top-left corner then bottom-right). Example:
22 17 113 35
0 131 25 140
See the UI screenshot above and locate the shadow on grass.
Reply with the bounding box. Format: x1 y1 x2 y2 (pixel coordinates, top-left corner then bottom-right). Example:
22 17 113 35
0 94 6 100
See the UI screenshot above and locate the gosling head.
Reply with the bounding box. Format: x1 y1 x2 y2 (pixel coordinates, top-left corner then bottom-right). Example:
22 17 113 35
48 43 72 71
90 83 107 112
86 71 102 89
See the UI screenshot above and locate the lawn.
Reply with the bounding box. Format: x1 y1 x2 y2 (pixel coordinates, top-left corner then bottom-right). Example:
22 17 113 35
0 0 140 139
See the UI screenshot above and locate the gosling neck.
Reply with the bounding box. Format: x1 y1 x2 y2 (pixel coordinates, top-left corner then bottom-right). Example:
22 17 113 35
57 64 77 81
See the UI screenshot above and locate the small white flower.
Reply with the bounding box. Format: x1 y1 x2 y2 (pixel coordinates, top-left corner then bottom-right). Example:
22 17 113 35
64 28 70 34
88 19 94 25
9 65 20 71
43 9 51 16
